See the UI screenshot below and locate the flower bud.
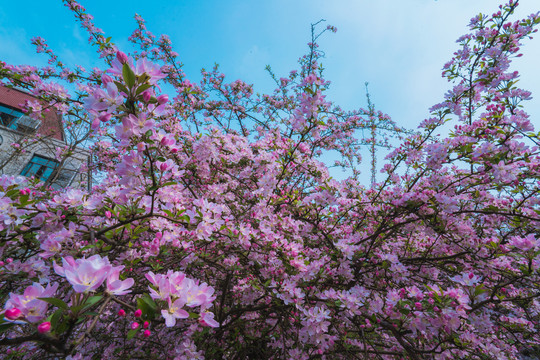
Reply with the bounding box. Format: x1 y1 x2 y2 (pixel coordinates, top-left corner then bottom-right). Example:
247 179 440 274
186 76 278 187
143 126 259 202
157 94 169 105
134 309 142 318
131 322 139 330
98 113 112 123
118 309 126 317
38 322 51 333
101 74 113 85
5 308 23 320
143 329 151 338
142 90 152 103
116 51 128 65
143 321 150 329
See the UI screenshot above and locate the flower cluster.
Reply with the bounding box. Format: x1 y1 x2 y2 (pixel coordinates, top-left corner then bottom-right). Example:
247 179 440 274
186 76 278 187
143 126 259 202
0 1 538 359
146 271 217 327
54 255 134 294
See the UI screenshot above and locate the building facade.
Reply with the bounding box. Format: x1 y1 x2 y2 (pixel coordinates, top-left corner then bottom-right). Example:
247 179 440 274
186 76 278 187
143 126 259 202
0 86 89 189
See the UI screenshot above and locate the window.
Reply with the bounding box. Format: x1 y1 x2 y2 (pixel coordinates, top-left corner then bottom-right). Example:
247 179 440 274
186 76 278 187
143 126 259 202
0 105 23 129
0 105 40 133
21 155 59 182
51 167 77 189
20 154 78 188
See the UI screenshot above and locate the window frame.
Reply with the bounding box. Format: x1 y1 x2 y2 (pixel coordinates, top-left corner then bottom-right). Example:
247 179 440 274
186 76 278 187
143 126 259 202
20 154 60 183
0 104 24 129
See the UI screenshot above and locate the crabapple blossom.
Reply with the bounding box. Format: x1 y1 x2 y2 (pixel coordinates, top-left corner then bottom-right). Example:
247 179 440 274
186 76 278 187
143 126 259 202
54 255 113 293
161 297 189 328
105 266 135 295
4 283 58 323
0 1 539 359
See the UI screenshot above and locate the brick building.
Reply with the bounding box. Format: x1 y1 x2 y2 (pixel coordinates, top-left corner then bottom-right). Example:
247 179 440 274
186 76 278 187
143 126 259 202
0 86 89 189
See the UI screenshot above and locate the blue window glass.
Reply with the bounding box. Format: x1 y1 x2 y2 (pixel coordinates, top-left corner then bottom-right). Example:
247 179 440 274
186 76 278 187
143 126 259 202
0 105 23 129
21 155 59 182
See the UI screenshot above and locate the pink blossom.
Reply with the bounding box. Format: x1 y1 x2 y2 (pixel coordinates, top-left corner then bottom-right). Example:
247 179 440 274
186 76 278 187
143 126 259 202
5 282 58 323
54 255 112 293
183 280 216 308
105 266 134 296
161 297 189 327
135 58 166 84
199 311 219 328
509 234 538 251
146 272 171 301
450 272 482 287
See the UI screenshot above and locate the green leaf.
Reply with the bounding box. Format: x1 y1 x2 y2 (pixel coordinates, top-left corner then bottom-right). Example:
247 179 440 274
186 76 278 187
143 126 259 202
5 189 19 198
474 285 487 297
136 83 152 96
82 311 100 316
163 209 174 217
122 63 136 88
399 308 410 315
114 81 129 95
136 294 158 320
56 320 69 335
0 323 16 333
50 309 63 329
127 328 139 340
82 295 103 310
142 294 158 311
38 297 68 310
188 311 199 319
18 194 29 206
133 226 148 235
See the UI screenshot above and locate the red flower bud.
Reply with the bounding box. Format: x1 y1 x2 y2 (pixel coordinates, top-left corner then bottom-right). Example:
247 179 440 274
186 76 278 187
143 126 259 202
38 322 51 333
5 308 22 320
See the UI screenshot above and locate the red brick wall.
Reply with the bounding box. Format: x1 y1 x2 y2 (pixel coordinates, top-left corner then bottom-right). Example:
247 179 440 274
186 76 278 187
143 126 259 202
0 86 64 141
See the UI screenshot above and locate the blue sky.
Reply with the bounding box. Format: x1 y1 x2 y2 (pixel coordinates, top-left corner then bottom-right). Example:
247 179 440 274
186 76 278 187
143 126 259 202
1 0 539 181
